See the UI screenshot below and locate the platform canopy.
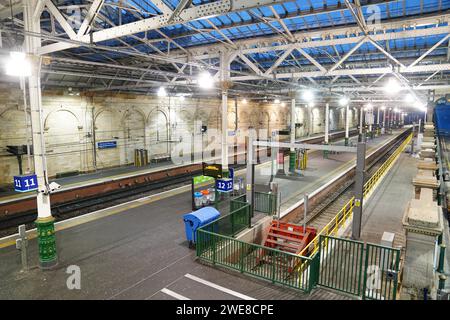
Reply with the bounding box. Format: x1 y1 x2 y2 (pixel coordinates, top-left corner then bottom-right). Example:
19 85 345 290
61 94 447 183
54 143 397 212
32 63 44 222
0 0 448 103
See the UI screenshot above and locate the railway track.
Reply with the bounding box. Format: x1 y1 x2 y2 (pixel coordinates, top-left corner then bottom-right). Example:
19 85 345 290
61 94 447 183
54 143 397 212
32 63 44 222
0 130 358 237
294 133 407 233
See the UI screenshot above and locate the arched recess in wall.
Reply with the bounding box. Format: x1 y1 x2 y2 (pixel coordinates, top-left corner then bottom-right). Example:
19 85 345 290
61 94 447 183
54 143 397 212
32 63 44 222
175 109 193 142
259 111 271 139
94 108 122 169
44 109 82 177
121 107 146 165
0 108 31 182
147 108 169 156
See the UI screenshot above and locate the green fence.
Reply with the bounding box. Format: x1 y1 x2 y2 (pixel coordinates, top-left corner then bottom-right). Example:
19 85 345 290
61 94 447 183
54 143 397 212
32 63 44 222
201 201 251 238
317 235 400 300
196 229 318 293
254 191 277 215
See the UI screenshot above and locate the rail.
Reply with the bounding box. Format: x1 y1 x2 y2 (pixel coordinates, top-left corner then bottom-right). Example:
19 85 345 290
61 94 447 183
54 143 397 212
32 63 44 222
295 133 413 277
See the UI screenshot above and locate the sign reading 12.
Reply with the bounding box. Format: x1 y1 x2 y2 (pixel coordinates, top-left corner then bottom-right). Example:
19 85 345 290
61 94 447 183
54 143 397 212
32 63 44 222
216 179 233 192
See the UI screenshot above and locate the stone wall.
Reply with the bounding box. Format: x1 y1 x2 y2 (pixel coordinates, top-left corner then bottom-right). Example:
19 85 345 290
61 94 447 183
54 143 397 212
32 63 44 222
0 86 358 184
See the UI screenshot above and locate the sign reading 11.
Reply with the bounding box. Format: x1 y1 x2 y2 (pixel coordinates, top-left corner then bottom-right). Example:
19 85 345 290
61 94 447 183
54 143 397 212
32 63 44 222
14 174 38 193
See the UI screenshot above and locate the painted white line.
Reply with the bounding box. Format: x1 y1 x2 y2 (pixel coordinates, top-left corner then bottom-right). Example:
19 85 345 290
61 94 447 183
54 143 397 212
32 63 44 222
161 288 191 300
185 274 256 300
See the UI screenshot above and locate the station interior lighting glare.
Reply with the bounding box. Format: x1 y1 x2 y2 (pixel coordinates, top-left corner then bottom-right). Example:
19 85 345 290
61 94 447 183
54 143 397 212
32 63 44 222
242 98 248 105
157 86 167 97
198 71 214 89
394 107 400 113
302 89 314 102
179 95 185 101
404 93 415 103
381 106 386 111
384 78 402 95
414 101 427 112
4 51 31 77
339 96 349 107
274 99 280 104
281 102 286 107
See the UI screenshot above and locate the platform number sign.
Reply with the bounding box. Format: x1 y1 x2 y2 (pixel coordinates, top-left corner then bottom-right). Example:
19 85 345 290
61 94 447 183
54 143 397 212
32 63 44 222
216 178 233 193
14 174 38 193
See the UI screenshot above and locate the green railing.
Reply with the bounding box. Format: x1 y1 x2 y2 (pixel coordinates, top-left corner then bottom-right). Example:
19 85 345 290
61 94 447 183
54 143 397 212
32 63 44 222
254 191 277 215
201 201 251 238
318 235 401 300
196 229 319 293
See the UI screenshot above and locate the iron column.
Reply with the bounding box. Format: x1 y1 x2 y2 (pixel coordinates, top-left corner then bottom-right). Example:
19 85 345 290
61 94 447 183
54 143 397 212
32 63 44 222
24 0 57 269
352 142 366 240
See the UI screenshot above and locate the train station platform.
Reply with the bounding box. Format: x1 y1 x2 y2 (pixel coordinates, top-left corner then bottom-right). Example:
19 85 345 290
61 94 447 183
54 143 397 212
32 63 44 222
0 180 349 300
0 130 404 300
255 130 406 213
0 129 355 204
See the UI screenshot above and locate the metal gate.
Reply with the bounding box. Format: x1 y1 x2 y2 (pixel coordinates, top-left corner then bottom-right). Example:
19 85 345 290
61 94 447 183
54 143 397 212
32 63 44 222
317 236 400 300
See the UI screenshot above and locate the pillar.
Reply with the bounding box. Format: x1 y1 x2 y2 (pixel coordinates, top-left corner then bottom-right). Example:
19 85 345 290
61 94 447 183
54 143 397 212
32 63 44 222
359 107 364 142
24 0 57 269
289 98 296 173
345 104 350 146
220 51 230 176
352 142 366 240
325 103 329 144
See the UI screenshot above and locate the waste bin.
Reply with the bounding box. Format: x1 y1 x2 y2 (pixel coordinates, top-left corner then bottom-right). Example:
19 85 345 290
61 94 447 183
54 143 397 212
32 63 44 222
183 207 220 248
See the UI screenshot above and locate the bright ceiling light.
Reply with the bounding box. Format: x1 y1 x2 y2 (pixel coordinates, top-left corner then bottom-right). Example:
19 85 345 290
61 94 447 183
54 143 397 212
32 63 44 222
274 99 280 104
394 107 400 113
381 106 386 111
404 93 414 103
281 102 286 107
5 51 31 77
179 95 185 101
242 98 248 105
198 71 214 89
339 96 349 107
302 89 314 102
384 78 402 95
157 87 167 97
308 102 315 108
414 101 427 112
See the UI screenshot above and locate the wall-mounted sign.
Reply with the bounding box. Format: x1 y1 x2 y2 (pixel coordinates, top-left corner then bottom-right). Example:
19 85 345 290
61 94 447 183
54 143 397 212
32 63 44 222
202 163 222 179
216 178 233 193
14 174 38 193
97 141 117 149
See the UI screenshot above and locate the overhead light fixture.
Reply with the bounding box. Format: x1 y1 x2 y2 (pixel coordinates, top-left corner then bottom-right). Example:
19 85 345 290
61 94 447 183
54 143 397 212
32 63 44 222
198 71 214 89
384 78 402 95
157 87 167 97
242 98 248 105
381 106 386 111
394 107 400 113
366 103 373 110
274 99 280 104
339 96 349 107
302 89 314 102
404 93 414 103
179 95 185 101
5 51 31 77
281 102 286 107
308 102 315 108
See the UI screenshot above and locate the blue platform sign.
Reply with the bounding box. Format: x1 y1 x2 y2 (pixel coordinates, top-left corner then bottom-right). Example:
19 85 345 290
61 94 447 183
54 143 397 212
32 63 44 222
14 174 38 193
98 141 117 149
216 178 233 193
228 168 234 180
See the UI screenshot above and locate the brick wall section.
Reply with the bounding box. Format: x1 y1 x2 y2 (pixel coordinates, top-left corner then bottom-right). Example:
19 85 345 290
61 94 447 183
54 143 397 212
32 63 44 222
0 87 358 183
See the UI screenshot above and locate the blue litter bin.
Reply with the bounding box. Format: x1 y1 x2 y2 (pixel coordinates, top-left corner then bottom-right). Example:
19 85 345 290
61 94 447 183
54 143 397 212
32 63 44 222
183 207 220 248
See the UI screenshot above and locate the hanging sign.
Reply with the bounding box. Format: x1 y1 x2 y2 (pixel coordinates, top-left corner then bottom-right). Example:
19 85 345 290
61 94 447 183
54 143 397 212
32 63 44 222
14 174 38 193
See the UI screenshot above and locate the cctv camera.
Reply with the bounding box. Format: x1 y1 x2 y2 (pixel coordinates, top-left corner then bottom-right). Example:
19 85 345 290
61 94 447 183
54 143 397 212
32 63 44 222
48 182 62 192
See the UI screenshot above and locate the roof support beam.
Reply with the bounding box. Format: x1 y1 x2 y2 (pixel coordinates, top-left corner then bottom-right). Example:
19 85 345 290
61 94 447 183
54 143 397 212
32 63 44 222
77 0 104 37
407 33 450 69
44 0 77 40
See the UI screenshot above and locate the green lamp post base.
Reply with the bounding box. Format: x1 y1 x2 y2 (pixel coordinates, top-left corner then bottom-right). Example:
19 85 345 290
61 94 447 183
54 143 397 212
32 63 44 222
35 216 58 270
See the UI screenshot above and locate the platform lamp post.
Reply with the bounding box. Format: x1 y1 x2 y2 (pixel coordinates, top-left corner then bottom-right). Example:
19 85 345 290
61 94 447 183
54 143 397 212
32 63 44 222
219 51 232 178
22 0 58 269
289 94 296 173
339 96 350 146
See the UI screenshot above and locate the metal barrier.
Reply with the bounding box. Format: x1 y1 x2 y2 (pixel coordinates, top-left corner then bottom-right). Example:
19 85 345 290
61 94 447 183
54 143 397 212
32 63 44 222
196 229 318 293
201 201 251 238
254 191 277 215
317 235 401 300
